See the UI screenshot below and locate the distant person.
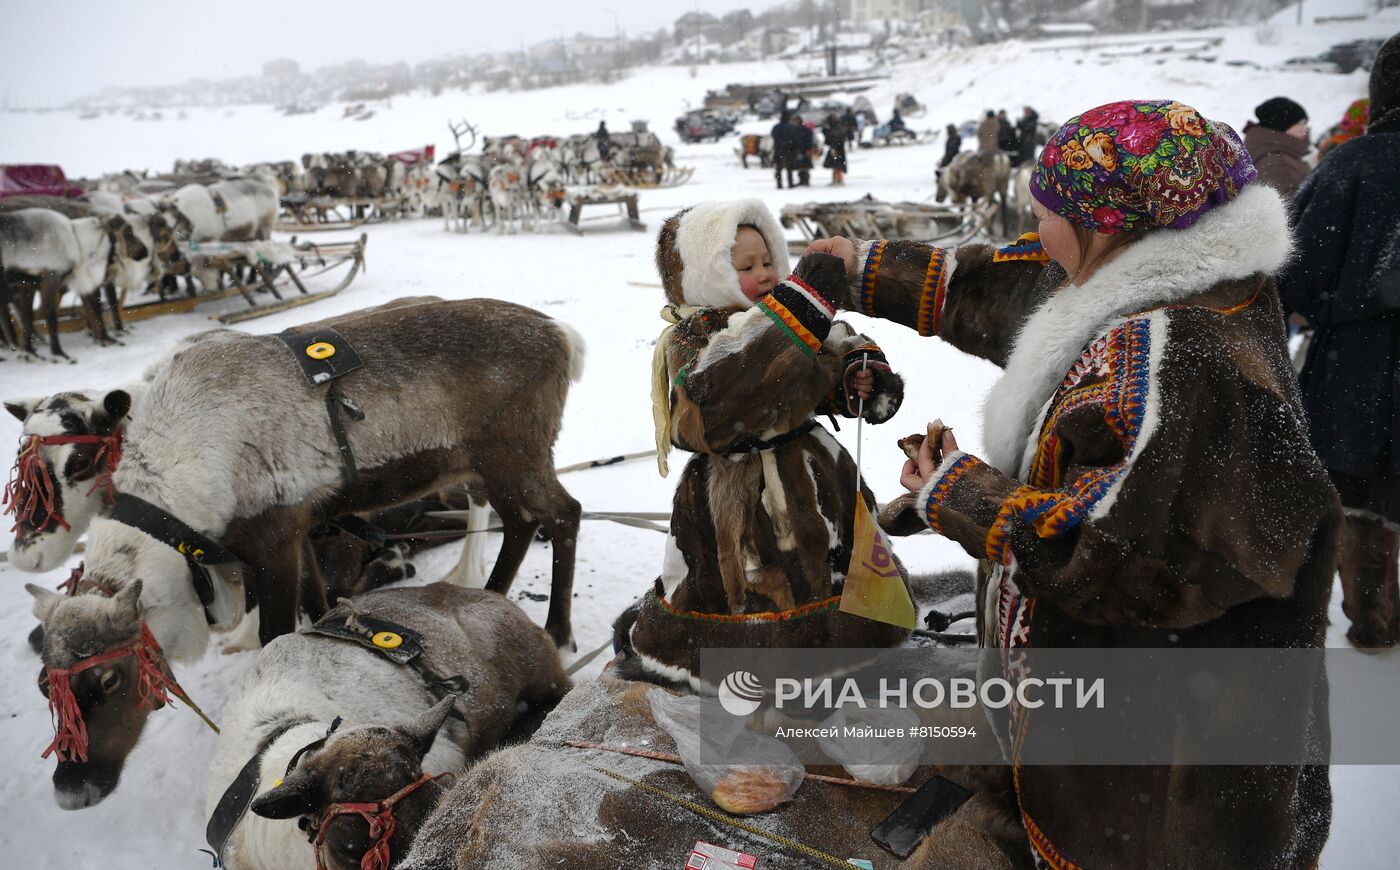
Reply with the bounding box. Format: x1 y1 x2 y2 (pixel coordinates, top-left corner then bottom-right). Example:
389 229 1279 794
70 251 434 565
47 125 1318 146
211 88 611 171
996 109 1017 153
821 113 848 186
596 120 611 160
1279 34 1400 647
977 110 998 152
1015 106 1040 166
842 107 859 146
889 109 906 132
771 111 795 189
1317 97 1370 161
790 114 815 187
1244 96 1311 198
940 123 962 168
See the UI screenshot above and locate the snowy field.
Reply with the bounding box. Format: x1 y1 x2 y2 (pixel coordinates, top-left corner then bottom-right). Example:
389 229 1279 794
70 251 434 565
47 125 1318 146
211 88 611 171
1 6 1398 867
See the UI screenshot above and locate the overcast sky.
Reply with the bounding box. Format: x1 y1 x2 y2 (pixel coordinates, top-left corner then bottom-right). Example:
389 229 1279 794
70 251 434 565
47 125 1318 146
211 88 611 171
1 0 760 107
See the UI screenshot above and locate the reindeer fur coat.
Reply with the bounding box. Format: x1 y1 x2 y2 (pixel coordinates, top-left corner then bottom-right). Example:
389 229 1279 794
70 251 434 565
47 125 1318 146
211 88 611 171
618 201 911 690
850 184 1339 869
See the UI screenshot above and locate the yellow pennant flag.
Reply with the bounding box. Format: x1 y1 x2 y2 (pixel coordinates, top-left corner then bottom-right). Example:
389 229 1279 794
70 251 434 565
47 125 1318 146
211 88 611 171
840 493 917 629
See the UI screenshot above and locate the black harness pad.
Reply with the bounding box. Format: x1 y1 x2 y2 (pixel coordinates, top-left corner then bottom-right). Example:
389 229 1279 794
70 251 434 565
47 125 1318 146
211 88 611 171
306 612 423 666
276 328 364 386
205 747 263 860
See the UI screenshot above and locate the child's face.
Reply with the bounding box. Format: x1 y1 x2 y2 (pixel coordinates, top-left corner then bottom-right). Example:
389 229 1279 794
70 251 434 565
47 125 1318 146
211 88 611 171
732 226 778 302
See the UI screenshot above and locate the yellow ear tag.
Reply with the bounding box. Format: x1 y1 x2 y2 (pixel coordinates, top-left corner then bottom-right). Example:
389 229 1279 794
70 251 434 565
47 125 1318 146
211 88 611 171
372 631 403 650
306 341 336 360
273 778 282 788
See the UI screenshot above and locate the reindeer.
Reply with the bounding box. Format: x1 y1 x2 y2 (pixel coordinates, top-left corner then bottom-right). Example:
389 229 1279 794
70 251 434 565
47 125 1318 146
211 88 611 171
523 155 566 225
163 178 278 243
5 298 495 580
221 584 569 870
25 299 584 808
936 150 1012 238
0 208 149 359
487 163 527 234
737 133 775 168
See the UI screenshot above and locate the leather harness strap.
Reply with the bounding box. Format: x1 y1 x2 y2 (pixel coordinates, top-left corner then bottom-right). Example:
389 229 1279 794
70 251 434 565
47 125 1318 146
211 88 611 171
275 328 366 484
109 493 239 623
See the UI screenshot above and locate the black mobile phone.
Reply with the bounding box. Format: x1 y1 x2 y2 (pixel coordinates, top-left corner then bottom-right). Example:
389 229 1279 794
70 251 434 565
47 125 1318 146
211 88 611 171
869 774 974 858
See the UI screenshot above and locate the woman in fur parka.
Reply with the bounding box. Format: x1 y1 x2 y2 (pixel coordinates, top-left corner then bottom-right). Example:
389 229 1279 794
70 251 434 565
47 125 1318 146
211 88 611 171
811 101 1340 869
614 200 912 687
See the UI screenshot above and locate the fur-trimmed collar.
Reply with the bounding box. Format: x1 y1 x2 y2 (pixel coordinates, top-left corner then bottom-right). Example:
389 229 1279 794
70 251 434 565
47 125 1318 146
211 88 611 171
670 199 790 309
981 184 1291 477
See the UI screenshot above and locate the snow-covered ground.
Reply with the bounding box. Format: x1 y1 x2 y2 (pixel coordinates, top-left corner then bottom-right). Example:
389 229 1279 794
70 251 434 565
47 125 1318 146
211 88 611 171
1 8 1397 868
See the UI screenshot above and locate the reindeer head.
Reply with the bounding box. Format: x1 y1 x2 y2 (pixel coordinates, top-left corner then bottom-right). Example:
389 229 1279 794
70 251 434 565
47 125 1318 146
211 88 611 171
104 214 149 263
28 580 160 809
251 697 455 870
5 391 130 572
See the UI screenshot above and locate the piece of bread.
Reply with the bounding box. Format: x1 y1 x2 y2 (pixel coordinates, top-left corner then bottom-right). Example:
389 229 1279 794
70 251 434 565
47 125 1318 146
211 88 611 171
899 419 948 460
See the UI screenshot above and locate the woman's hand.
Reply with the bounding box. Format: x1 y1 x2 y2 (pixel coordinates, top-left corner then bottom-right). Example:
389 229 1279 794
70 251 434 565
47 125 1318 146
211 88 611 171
900 427 959 493
804 236 858 278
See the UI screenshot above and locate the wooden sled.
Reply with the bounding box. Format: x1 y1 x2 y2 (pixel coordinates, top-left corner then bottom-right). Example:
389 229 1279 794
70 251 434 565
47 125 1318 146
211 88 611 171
780 197 985 251
563 188 647 235
30 235 369 337
597 165 695 189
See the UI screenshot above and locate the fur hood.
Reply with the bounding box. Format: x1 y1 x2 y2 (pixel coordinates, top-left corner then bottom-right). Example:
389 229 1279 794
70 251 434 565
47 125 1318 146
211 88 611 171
655 199 790 308
982 183 1291 477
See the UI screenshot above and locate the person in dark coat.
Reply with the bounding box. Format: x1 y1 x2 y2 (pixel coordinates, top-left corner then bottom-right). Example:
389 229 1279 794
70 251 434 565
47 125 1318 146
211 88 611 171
888 108 905 132
596 120 611 160
940 123 962 168
790 114 814 187
1279 33 1400 647
841 107 858 146
770 111 795 189
996 109 1017 153
821 114 848 186
1014 105 1039 166
1244 96 1311 198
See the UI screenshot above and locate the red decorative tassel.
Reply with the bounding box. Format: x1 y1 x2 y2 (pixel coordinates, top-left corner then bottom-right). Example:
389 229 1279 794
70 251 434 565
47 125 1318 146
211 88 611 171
3 437 69 533
41 665 88 762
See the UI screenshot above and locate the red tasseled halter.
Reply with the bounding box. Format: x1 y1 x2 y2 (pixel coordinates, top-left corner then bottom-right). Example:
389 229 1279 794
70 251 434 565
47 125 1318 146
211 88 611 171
3 430 123 533
42 624 181 763
313 773 437 870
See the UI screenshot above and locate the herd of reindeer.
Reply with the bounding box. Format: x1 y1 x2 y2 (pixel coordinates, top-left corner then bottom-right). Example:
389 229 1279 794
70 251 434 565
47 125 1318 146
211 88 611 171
0 121 680 365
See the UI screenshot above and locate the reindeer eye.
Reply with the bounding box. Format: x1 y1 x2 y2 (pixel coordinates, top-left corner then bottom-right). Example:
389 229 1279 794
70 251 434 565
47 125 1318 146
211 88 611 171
100 670 122 694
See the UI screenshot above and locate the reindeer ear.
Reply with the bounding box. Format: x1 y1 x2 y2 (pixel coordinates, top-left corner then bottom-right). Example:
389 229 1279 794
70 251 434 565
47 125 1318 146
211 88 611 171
250 770 323 820
5 398 39 422
103 390 132 424
26 584 64 623
112 580 143 622
400 695 456 760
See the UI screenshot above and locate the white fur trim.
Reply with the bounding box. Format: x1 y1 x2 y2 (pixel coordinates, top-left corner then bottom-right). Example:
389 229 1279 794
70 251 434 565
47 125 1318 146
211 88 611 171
916 450 968 528
674 199 790 309
982 184 1290 477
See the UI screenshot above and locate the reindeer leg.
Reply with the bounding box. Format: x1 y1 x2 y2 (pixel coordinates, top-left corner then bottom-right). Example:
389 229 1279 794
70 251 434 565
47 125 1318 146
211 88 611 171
104 281 126 334
534 480 582 651
79 290 113 346
484 500 539 598
251 535 305 646
44 276 73 361
14 277 39 357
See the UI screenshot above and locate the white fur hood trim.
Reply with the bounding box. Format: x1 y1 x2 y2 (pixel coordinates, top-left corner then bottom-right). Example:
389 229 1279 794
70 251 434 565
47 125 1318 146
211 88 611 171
674 199 790 309
981 184 1291 478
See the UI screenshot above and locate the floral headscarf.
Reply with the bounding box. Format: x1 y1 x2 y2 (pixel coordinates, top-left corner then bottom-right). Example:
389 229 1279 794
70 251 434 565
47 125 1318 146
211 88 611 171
1030 100 1257 234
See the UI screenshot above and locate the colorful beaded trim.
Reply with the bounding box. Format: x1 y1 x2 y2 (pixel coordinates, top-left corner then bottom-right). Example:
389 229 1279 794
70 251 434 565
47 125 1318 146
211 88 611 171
758 293 824 356
922 452 979 534
984 318 1154 564
915 247 950 337
993 233 1051 264
859 240 887 317
651 589 843 623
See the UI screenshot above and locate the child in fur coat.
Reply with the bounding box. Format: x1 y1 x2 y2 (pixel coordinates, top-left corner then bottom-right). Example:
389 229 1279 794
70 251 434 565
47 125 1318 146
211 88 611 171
617 199 910 687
